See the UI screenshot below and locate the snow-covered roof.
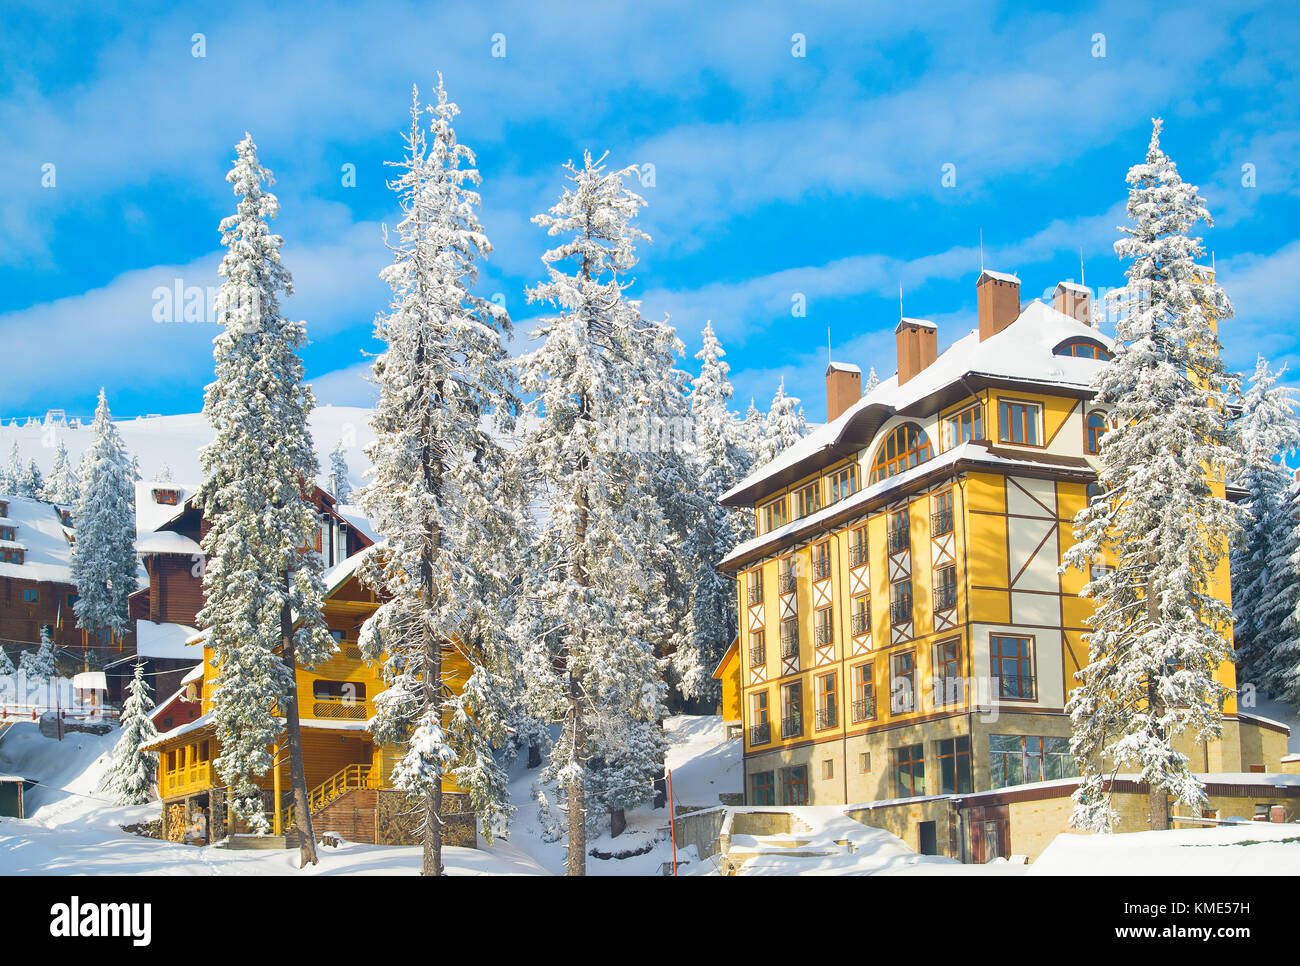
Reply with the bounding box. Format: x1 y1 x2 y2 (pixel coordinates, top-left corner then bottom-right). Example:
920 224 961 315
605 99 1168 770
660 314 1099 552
898 317 936 330
71 671 107 691
133 480 199 539
722 299 1113 507
335 503 378 544
135 620 202 660
143 712 373 750
135 530 203 556
979 268 1020 284
1055 280 1090 294
0 493 75 583
181 662 205 684
826 361 861 374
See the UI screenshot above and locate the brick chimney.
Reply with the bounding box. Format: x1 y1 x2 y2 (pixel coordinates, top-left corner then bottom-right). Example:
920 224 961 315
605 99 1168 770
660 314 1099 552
977 269 1021 341
825 362 861 421
1052 281 1092 326
896 318 938 386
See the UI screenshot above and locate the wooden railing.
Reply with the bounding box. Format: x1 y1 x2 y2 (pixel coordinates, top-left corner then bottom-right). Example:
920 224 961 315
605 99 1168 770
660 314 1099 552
163 760 211 797
282 762 377 831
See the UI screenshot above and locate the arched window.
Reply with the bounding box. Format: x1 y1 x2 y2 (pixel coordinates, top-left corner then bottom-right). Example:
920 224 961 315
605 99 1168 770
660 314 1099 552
1085 411 1106 455
869 423 933 484
1056 339 1112 361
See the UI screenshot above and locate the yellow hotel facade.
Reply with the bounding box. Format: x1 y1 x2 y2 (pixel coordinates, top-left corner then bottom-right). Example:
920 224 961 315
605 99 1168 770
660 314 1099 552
718 271 1285 829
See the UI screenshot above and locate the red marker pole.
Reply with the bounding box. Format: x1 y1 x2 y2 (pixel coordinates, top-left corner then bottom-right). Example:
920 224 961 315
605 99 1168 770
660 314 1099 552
666 769 677 877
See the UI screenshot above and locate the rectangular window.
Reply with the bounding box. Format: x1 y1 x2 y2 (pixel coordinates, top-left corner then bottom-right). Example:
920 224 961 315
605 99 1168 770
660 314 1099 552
933 563 957 612
795 482 820 519
937 736 972 794
22 589 37 603
822 758 834 780
746 569 764 606
67 593 78 608
748 630 766 667
989 735 1076 788
931 490 954 536
890 578 913 626
750 691 770 745
933 638 963 707
849 524 868 568
887 509 910 553
312 680 366 702
760 497 788 534
990 634 1036 700
781 765 809 806
780 618 799 659
852 663 875 722
998 399 1042 445
827 464 857 504
781 682 802 739
814 605 834 646
850 595 870 637
945 403 983 449
811 541 831 581
891 650 916 714
816 671 838 730
751 770 775 806
778 555 797 594
0 526 14 541
860 752 872 773
894 743 925 798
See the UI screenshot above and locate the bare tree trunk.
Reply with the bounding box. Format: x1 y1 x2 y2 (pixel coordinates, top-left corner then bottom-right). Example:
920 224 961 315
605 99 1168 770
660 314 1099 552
421 601 444 877
282 586 318 867
1145 574 1169 831
567 696 586 876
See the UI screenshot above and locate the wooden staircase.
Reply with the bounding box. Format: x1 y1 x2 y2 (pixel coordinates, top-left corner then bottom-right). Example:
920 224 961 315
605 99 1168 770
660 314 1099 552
281 763 378 835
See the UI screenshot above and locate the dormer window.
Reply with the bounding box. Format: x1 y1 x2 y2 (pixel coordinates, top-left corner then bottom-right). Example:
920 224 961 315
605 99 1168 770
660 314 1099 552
869 423 933 484
1 548 23 564
827 464 857 504
153 488 180 506
0 525 14 541
1055 339 1111 361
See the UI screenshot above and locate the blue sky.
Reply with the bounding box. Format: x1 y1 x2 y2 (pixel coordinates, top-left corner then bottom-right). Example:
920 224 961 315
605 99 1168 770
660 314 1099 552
1 0 1297 422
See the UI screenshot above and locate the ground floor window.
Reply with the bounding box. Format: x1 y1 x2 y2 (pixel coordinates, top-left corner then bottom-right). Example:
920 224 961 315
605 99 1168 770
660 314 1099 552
751 770 775 805
894 743 925 798
936 736 972 794
989 734 1076 788
781 765 809 805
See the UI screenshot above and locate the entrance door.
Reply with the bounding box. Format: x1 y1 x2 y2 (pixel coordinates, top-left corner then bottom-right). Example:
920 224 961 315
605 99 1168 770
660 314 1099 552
918 820 937 855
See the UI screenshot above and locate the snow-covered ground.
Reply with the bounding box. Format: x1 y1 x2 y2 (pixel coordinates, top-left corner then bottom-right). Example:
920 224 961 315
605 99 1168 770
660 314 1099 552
1029 822 1300 875
5 712 1299 875
0 714 742 876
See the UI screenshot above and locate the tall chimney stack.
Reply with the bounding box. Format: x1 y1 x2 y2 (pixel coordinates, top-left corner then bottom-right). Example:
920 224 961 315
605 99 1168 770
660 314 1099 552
896 318 938 386
977 269 1021 341
825 362 861 421
1052 281 1092 326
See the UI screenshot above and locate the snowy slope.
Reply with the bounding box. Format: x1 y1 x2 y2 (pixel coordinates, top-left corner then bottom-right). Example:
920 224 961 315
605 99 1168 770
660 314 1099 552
1029 823 1300 875
0 407 375 495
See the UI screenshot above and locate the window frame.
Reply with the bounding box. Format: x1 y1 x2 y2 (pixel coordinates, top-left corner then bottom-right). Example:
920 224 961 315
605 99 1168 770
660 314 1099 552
760 496 788 534
936 736 973 794
990 633 1037 702
932 637 963 707
781 764 809 806
827 463 858 504
751 770 776 805
944 403 983 450
815 671 838 731
869 423 934 484
997 398 1043 447
893 743 925 798
890 649 917 714
1085 409 1106 455
851 662 876 723
795 482 820 519
1056 339 1112 361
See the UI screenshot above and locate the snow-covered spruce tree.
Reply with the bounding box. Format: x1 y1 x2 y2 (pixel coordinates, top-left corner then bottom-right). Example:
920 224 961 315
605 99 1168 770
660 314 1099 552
21 625 57 681
43 440 79 505
675 322 748 701
198 134 334 866
355 81 518 876
100 661 158 805
517 152 672 875
1230 358 1299 691
0 646 14 677
1265 477 1300 706
18 459 42 499
865 366 881 392
759 377 808 466
3 441 21 493
739 398 766 475
154 462 173 484
1061 119 1243 832
327 442 352 503
71 390 137 642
